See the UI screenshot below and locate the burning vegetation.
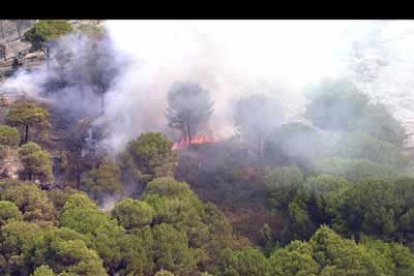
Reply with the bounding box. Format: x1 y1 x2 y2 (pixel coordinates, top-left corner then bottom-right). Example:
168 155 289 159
172 134 220 150
1 20 414 276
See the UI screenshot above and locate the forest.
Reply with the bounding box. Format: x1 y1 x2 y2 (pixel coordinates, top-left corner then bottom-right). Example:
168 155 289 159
0 20 414 276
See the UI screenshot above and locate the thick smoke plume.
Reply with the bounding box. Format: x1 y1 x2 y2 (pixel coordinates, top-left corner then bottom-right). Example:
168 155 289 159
3 20 414 154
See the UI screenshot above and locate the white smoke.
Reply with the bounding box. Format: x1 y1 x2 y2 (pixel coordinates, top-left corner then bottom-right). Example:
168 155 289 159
99 20 357 153
4 20 414 152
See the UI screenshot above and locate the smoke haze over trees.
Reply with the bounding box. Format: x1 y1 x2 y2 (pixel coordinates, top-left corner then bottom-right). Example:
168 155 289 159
166 82 214 145
3 20 414 276
5 20 414 152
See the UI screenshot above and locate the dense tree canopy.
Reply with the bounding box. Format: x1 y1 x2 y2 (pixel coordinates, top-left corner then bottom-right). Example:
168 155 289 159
0 125 20 148
112 198 154 230
305 78 405 146
1 65 414 276
19 142 52 182
83 162 123 201
1 182 55 223
0 201 22 226
119 133 178 193
306 79 368 131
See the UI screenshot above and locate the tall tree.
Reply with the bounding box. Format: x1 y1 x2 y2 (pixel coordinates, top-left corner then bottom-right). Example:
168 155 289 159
1 182 55 222
82 161 123 201
305 78 405 146
19 142 53 182
0 125 20 148
166 82 214 145
24 20 73 70
82 37 118 113
6 103 49 144
119 132 178 194
305 79 368 131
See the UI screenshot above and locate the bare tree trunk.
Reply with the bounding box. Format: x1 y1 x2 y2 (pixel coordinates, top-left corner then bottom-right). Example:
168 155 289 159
186 120 192 146
25 124 29 143
44 46 51 71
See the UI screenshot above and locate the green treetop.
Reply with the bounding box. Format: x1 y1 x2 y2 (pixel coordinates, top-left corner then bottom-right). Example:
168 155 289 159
6 103 49 144
120 132 178 190
0 125 20 148
19 142 52 182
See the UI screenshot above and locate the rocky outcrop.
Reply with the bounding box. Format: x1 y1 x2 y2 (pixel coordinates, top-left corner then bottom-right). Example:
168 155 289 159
0 20 37 82
0 20 103 83
0 148 23 179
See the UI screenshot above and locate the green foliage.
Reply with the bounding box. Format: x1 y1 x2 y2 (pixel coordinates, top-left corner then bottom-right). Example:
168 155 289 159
120 132 178 189
152 223 199 276
31 265 57 276
362 237 414 276
0 220 43 276
83 162 123 200
217 247 269 276
24 20 73 51
112 198 154 230
267 225 414 276
60 193 124 273
118 227 155 276
6 103 50 143
312 157 399 182
335 132 408 166
265 166 316 242
19 142 53 182
356 103 406 146
46 187 77 212
74 23 105 38
0 201 22 225
203 202 235 250
265 170 414 247
265 166 303 211
155 270 175 276
303 174 350 225
0 125 20 147
308 226 390 276
1 182 55 223
139 177 236 274
142 177 208 246
32 227 106 276
268 240 320 276
325 177 414 244
305 78 405 145
306 79 368 131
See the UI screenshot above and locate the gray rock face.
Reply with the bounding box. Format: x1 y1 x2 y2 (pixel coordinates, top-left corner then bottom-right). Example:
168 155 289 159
0 148 23 180
0 20 35 57
0 20 38 81
0 20 103 82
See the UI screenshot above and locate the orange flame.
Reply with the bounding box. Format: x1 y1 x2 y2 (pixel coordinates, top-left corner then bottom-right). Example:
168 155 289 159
172 135 218 150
